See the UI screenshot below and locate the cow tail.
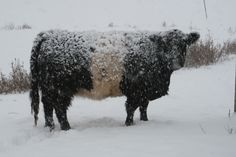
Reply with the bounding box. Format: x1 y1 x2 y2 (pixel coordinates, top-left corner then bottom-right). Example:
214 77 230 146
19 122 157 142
30 33 45 126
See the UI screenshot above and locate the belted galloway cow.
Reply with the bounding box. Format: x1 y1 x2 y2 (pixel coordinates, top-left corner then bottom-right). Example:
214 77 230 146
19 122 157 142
30 29 199 130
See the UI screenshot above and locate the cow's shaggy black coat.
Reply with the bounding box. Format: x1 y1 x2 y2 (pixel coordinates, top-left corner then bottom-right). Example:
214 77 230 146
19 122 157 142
30 29 199 130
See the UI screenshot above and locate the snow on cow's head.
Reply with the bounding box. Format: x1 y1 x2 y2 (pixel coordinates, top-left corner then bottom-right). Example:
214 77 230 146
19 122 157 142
150 29 200 71
167 29 200 70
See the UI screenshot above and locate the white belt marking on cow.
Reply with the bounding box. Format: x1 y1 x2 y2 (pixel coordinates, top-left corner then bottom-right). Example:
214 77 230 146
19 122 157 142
77 52 124 100
76 32 138 100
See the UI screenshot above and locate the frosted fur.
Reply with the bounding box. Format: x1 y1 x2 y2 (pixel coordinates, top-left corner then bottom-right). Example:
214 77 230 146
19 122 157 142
34 30 151 99
30 29 200 130
33 29 191 74
35 30 153 99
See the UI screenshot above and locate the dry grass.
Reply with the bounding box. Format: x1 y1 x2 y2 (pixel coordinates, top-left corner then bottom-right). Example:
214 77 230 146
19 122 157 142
185 37 236 67
0 59 30 94
1 23 32 30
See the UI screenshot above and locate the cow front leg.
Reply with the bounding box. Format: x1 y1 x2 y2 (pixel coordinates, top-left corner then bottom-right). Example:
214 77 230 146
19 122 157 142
125 98 139 126
139 99 149 121
55 105 71 131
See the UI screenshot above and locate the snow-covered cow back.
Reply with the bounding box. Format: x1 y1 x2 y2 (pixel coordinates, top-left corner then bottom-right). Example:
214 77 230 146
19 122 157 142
30 29 200 130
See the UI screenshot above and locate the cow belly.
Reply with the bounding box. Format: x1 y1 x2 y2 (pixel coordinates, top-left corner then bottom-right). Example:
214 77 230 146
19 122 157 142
77 52 124 100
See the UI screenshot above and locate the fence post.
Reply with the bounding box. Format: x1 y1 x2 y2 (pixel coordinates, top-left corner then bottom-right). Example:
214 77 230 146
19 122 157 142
234 63 236 112
203 0 208 20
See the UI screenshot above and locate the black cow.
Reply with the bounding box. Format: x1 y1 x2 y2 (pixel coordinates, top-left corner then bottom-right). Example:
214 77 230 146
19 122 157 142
30 29 199 130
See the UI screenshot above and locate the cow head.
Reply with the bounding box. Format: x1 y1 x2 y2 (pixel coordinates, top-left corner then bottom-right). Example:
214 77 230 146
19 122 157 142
150 29 200 71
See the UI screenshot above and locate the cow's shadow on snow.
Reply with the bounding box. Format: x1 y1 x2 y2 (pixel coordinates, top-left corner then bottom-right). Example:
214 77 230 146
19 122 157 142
70 117 176 131
71 117 124 131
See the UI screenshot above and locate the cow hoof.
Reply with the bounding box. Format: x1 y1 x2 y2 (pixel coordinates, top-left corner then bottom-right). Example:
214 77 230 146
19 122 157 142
125 120 134 126
140 116 148 121
45 122 55 131
60 123 71 131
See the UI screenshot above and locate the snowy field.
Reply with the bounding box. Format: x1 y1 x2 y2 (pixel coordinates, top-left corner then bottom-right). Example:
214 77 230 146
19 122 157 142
0 0 236 157
0 58 235 157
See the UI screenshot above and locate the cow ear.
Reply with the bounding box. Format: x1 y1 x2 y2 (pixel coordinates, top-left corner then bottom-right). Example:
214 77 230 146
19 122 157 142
186 32 200 45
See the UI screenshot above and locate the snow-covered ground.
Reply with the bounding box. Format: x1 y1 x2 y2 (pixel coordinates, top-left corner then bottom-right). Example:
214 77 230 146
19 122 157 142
0 0 236 156
0 58 235 157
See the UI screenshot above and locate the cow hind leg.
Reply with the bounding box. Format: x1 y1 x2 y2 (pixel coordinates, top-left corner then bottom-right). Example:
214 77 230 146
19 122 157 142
139 99 149 121
54 95 71 131
42 94 55 130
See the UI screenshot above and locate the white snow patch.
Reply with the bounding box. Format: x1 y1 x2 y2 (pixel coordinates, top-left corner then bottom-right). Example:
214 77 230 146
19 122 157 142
0 58 236 157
